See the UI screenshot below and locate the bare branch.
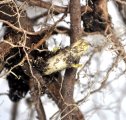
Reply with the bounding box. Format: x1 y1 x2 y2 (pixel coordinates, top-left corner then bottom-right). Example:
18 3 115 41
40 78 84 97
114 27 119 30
44 39 89 75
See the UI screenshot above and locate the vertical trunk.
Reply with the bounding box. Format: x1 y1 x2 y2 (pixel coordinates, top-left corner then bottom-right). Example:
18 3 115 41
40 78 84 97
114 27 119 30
60 0 84 120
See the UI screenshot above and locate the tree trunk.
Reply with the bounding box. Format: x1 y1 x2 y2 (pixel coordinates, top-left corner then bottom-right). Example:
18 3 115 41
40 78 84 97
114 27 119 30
60 0 85 120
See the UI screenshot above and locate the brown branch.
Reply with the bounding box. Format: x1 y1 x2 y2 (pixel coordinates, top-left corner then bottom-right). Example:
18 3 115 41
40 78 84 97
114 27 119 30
24 0 92 14
116 0 126 5
0 1 34 32
69 1 82 42
18 54 46 120
0 0 12 4
29 13 66 52
0 14 67 72
22 62 61 120
60 0 84 120
110 34 126 62
25 65 46 120
0 19 39 35
30 93 46 120
96 0 109 22
30 86 46 120
11 103 19 120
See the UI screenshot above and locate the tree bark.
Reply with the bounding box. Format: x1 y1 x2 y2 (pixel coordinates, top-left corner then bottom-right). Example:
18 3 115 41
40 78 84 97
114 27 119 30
60 0 85 120
29 70 46 120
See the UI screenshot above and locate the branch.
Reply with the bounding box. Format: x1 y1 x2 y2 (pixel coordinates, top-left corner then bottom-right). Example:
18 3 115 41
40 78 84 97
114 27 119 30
43 39 89 75
11 103 19 120
59 0 84 120
22 0 92 14
29 68 46 120
0 42 12 72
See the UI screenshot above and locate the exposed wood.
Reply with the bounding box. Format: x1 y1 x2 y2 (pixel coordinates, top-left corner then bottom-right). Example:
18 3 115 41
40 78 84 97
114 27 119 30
44 39 88 75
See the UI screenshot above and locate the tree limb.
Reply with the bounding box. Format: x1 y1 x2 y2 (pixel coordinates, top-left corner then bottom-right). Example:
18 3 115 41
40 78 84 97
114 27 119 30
29 68 46 120
60 0 85 120
21 0 92 14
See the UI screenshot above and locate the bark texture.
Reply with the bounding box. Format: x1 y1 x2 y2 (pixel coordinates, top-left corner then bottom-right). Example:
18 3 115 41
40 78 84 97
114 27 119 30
60 0 85 120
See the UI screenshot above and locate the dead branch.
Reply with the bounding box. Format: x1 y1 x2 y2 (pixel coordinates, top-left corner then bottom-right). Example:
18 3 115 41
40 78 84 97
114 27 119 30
44 39 89 75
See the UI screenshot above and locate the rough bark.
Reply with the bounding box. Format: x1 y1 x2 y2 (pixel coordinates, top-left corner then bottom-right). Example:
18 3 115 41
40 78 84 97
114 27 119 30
1 1 123 120
18 0 92 14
